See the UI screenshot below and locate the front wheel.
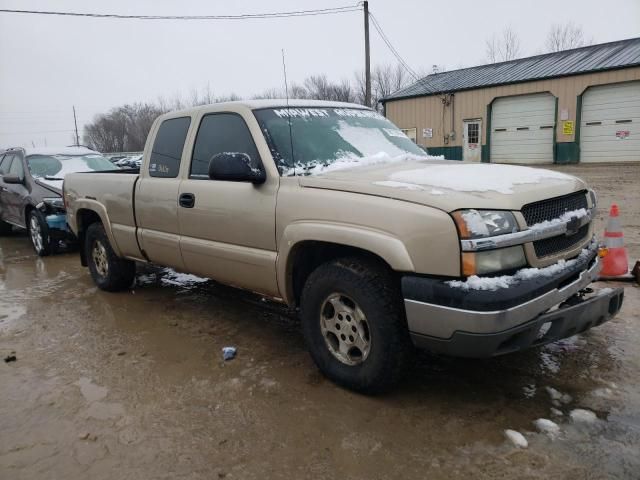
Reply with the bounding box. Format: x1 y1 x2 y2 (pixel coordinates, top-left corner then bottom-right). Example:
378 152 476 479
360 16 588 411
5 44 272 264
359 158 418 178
85 222 136 291
28 209 52 256
300 257 414 394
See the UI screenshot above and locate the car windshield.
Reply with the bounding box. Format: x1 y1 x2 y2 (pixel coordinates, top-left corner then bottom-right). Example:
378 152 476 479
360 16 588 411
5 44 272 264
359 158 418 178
26 154 115 180
253 107 427 175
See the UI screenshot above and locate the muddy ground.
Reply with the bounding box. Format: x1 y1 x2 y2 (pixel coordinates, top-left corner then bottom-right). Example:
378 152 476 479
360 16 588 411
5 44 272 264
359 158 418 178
1 164 639 480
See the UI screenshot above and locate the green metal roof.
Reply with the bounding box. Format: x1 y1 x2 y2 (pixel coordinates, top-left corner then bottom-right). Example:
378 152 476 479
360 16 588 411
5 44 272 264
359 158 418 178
383 37 640 102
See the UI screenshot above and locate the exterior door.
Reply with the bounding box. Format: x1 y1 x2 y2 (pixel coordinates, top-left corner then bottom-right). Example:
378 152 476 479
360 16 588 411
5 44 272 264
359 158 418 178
0 154 28 226
136 116 191 271
178 112 279 297
463 120 481 162
490 93 555 164
580 81 640 163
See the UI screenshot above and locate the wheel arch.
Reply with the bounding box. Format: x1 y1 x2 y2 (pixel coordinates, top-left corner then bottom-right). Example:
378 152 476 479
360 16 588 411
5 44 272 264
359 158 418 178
75 208 111 266
277 223 414 307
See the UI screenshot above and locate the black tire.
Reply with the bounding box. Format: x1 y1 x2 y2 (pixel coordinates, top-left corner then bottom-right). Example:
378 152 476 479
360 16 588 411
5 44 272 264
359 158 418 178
0 219 12 235
300 256 413 394
85 222 136 291
28 209 52 256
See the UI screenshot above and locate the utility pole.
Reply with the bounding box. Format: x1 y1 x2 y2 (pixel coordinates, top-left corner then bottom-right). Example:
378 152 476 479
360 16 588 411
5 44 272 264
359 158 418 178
363 1 371 107
72 106 80 146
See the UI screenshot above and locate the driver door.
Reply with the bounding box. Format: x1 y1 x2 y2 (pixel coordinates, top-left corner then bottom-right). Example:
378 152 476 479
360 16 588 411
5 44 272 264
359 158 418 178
178 112 279 296
0 154 27 227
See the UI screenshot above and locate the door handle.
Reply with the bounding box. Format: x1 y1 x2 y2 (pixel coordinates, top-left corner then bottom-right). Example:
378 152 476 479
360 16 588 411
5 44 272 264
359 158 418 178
179 193 195 208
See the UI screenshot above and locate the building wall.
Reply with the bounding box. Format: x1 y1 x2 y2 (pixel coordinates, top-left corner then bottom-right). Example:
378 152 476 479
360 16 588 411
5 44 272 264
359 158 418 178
384 66 640 162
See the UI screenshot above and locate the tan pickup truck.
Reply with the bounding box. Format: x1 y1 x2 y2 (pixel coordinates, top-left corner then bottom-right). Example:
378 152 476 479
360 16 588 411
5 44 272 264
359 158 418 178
64 100 624 393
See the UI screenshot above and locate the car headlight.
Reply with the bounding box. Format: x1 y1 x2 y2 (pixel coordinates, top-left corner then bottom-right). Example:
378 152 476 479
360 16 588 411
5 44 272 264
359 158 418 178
452 209 525 275
42 197 65 210
452 209 519 239
462 246 527 276
588 189 597 208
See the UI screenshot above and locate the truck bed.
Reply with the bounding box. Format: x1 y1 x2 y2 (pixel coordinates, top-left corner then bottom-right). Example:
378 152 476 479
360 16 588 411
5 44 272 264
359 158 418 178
64 171 142 259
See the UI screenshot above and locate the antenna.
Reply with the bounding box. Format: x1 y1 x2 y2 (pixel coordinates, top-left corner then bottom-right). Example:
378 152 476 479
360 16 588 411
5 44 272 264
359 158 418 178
281 49 296 175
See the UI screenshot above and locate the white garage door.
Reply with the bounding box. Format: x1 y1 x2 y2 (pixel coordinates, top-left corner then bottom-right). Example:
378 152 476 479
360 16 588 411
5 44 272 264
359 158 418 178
580 82 640 163
490 93 556 164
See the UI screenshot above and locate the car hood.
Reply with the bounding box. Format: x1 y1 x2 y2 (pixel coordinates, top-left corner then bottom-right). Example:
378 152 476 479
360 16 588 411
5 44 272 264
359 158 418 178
34 178 62 195
297 159 587 212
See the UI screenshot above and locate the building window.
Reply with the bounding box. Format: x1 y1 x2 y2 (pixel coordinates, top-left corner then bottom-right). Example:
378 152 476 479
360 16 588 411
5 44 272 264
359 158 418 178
467 123 479 144
401 128 417 143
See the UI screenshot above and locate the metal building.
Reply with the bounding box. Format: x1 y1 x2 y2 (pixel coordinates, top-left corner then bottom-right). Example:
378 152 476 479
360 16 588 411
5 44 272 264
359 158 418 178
381 37 640 164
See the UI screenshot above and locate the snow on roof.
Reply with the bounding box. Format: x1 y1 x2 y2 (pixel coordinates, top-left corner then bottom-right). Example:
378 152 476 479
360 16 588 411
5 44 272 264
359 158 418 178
166 99 370 117
17 146 100 157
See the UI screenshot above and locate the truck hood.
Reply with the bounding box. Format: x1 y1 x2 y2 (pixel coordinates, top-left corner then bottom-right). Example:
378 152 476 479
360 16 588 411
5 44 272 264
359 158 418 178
297 159 587 212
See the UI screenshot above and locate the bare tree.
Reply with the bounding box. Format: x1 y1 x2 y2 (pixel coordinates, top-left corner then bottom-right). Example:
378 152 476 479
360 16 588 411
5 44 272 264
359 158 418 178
486 27 522 63
544 23 590 52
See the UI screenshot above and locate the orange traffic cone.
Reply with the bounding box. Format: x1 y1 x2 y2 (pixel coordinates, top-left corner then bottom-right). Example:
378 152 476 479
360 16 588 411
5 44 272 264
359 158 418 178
601 204 629 277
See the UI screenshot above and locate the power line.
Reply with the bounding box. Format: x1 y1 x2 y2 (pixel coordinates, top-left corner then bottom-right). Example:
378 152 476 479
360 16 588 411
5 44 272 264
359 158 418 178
0 5 361 21
368 11 438 97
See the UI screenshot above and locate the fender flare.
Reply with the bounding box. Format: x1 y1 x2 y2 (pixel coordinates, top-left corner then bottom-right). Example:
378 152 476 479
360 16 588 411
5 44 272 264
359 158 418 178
71 200 122 257
276 221 415 304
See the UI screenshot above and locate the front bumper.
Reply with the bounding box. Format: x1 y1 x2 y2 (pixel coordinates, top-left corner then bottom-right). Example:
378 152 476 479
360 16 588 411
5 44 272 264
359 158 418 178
403 244 625 357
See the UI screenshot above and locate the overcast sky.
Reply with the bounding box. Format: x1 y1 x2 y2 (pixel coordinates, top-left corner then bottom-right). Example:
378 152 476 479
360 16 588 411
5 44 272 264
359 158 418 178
1 0 638 149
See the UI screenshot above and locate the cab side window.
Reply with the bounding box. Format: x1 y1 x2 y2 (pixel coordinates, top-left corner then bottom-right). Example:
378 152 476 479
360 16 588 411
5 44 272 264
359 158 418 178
149 117 191 178
190 113 261 179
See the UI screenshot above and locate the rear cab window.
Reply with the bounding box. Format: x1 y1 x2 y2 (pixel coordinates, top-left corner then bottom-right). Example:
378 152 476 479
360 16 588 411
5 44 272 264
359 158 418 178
149 117 191 178
190 113 262 179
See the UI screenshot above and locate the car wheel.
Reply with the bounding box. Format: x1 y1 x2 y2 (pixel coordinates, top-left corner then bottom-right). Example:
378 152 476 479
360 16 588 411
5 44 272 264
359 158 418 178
28 209 51 256
85 222 136 291
300 256 414 394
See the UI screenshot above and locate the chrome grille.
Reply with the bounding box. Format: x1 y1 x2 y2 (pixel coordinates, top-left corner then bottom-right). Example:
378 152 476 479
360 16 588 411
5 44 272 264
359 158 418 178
521 191 590 258
521 191 588 226
533 224 589 257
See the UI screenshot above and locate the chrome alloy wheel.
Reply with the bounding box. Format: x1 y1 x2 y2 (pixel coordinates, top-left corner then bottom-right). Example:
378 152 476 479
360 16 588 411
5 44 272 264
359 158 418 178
29 214 44 253
92 240 109 278
319 293 371 366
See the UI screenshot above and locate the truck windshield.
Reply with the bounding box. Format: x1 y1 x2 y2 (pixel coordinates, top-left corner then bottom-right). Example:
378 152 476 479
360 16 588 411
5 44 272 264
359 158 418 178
27 154 115 181
253 107 427 175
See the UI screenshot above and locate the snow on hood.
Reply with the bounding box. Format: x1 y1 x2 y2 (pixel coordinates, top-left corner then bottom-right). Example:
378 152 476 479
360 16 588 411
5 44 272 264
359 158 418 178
386 163 574 194
298 158 586 212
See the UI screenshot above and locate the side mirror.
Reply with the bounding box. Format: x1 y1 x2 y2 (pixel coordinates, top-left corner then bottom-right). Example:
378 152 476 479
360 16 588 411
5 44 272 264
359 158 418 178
208 152 266 184
3 174 23 185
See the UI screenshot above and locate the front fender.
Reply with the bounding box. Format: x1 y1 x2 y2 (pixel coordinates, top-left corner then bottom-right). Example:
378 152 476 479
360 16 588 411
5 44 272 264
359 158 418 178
276 221 415 304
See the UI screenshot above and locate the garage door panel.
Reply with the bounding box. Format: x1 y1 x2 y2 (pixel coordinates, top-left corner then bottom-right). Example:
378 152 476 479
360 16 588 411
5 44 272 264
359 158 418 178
581 82 640 163
491 93 555 164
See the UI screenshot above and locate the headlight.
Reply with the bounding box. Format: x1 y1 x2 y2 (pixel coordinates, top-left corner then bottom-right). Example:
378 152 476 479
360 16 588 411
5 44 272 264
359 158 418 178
452 209 519 239
42 197 65 210
462 246 527 276
453 209 524 275
588 189 597 208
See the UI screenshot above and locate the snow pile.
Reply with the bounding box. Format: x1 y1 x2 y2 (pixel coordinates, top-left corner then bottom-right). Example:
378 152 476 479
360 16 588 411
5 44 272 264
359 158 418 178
388 164 572 194
546 386 573 405
569 408 598 423
504 429 528 448
529 208 589 231
447 247 591 291
161 269 208 286
533 418 560 436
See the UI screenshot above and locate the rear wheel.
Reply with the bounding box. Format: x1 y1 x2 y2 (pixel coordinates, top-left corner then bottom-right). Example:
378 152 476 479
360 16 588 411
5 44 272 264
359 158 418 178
85 222 135 291
28 210 52 256
300 256 413 394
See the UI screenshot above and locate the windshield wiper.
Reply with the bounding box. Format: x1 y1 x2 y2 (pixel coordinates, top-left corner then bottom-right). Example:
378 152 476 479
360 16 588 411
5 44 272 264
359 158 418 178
43 176 64 180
